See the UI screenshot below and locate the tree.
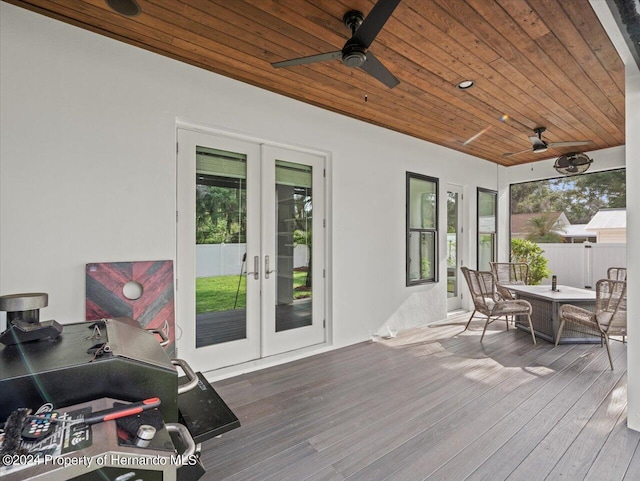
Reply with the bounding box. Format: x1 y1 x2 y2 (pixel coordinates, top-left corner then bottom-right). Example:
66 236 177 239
524 215 565 243
511 239 551 285
292 188 313 288
447 192 458 233
196 184 246 244
510 169 626 225
559 170 626 223
293 228 312 288
510 181 563 214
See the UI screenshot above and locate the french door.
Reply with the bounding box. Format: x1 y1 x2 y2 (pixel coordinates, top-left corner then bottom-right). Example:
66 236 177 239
176 129 326 372
447 185 463 311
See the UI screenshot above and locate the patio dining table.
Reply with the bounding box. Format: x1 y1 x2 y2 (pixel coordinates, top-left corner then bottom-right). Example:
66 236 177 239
499 284 598 344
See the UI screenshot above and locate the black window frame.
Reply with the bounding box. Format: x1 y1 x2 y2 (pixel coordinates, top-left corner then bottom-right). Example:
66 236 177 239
477 187 498 271
406 172 439 286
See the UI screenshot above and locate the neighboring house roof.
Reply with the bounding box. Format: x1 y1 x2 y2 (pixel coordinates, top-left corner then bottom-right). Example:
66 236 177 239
586 208 627 230
561 224 595 238
511 212 569 235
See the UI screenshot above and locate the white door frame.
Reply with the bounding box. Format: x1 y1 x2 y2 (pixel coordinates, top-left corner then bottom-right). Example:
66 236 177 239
176 126 329 373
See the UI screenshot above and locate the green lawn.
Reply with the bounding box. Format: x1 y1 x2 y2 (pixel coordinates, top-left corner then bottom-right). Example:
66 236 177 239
196 270 310 314
196 274 246 314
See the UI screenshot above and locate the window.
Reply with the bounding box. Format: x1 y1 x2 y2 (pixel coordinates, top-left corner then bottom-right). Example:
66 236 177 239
509 169 625 244
477 188 497 271
407 173 438 285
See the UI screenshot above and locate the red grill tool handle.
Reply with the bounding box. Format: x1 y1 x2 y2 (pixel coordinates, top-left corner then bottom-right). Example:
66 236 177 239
82 397 161 426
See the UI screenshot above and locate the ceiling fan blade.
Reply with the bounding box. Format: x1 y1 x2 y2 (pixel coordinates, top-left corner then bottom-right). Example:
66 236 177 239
352 0 402 49
502 148 532 158
547 140 593 147
272 51 342 68
359 51 400 88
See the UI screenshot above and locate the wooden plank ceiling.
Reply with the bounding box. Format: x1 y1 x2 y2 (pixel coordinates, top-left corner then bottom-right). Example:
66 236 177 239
7 0 626 166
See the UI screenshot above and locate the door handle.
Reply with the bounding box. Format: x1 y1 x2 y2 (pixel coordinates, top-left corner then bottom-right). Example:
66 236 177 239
265 255 277 279
246 256 259 280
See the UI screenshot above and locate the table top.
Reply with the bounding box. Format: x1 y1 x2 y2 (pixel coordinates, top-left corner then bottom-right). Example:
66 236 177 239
500 284 596 302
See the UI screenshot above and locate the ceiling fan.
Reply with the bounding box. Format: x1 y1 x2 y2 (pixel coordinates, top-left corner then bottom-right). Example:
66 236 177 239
271 0 401 89
554 152 593 175
502 127 592 158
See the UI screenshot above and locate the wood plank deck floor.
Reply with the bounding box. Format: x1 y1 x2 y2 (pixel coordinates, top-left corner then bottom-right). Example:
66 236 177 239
196 299 312 347
202 311 638 481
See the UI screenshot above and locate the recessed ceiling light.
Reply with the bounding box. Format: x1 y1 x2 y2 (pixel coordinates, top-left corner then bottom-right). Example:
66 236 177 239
105 0 141 17
456 80 475 90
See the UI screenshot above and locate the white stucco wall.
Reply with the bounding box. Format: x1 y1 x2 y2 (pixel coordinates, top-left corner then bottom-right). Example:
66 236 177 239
626 66 640 431
0 4 497 372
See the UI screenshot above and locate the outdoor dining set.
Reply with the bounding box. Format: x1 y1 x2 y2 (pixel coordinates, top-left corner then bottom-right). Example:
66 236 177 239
461 263 627 370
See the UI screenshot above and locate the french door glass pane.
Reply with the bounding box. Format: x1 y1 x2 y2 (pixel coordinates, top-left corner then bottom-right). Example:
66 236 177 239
478 189 497 271
194 146 248 347
447 192 459 297
275 160 312 332
478 192 497 231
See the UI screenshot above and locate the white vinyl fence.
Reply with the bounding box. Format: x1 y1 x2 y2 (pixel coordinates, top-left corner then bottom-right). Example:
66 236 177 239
196 243 309 277
538 243 626 289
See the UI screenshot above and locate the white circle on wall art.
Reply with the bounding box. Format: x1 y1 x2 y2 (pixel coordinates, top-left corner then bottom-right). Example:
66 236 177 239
122 281 144 300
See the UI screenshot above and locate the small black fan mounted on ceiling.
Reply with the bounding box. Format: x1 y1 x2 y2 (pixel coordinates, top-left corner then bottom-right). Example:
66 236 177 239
554 152 593 175
271 0 401 88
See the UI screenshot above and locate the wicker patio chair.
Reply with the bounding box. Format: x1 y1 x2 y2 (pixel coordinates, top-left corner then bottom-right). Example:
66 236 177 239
461 267 536 344
556 279 627 370
608 267 627 281
490 262 529 300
